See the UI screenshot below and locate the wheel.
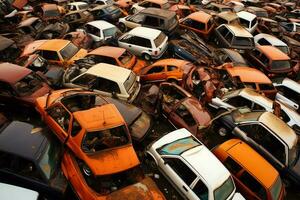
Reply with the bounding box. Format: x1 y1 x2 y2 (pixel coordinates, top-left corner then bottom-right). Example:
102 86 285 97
142 53 151 61
118 22 126 33
131 8 137 14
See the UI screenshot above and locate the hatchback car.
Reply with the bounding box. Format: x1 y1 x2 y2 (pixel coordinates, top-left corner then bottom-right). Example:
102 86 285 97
0 63 51 107
236 11 258 34
147 128 244 200
130 0 170 13
214 108 300 186
63 63 141 103
138 59 193 83
254 33 290 55
179 11 214 39
88 4 122 22
213 139 285 200
118 8 178 35
118 27 168 60
214 24 254 50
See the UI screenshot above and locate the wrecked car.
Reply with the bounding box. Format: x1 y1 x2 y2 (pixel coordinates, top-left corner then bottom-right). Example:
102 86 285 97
0 35 21 62
63 63 141 103
236 11 258 34
17 17 45 37
138 59 193 84
254 33 290 55
62 10 93 31
130 0 170 14
147 128 244 200
179 11 214 39
214 108 300 186
214 11 240 26
244 6 268 18
0 62 51 107
169 4 193 19
214 24 255 51
34 3 65 22
213 48 248 66
256 17 282 37
88 4 122 23
63 31 93 49
35 22 70 40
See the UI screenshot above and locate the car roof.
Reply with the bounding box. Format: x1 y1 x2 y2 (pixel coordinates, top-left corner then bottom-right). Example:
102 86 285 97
140 8 175 18
151 128 231 189
0 36 14 51
256 45 290 60
73 104 124 131
68 1 87 6
143 0 168 5
280 78 300 92
0 121 47 161
128 27 162 40
186 11 211 23
0 63 31 84
217 139 279 188
86 63 132 83
17 17 39 28
87 20 115 30
151 58 190 67
37 39 69 51
226 66 272 84
217 11 238 21
88 46 126 58
223 24 253 37
237 11 256 21
254 34 287 46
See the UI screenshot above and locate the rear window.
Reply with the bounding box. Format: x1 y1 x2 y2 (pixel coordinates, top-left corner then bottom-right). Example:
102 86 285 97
154 32 167 47
271 60 291 70
259 84 275 91
239 18 250 28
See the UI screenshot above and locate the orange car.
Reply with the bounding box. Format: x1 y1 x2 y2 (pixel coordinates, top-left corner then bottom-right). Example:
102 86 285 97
35 89 135 176
62 150 166 200
26 39 87 68
138 58 193 84
213 139 285 200
219 63 277 99
179 11 215 39
86 46 146 71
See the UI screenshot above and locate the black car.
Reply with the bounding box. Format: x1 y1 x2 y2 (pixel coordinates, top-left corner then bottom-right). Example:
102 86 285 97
89 4 122 22
0 114 67 199
213 108 300 186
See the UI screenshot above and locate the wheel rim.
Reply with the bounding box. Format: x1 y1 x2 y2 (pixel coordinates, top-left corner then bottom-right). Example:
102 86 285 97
144 54 151 60
218 127 227 136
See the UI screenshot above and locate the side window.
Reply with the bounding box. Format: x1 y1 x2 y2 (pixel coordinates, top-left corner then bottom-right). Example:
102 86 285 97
97 9 105 15
96 77 120 93
147 66 165 74
223 156 243 174
175 104 196 126
151 3 161 8
47 104 71 132
167 65 178 71
119 34 133 43
257 38 270 45
192 179 209 200
260 54 269 65
276 86 300 104
239 171 267 200
85 24 100 37
224 31 233 43
164 157 197 186
217 25 228 36
40 50 60 61
239 124 286 164
144 16 160 27
73 74 97 87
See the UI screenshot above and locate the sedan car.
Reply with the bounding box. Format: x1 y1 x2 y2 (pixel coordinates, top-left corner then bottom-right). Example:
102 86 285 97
214 108 300 186
147 128 244 200
0 63 51 107
63 63 141 103
0 115 67 199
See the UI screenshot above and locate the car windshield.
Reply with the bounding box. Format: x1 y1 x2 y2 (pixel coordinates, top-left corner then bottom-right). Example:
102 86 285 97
276 46 289 54
38 137 62 180
213 176 235 200
106 5 118 12
123 72 137 92
119 50 133 65
82 125 129 153
60 42 79 60
14 72 43 96
271 60 291 70
103 27 117 38
154 32 167 47
232 37 253 47
270 176 283 200
161 2 171 9
158 136 201 155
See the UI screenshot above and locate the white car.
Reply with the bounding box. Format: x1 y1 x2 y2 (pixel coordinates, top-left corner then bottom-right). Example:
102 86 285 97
273 77 300 113
94 0 114 5
66 2 89 11
82 20 119 45
225 1 244 12
210 88 300 133
118 27 168 60
130 0 170 14
237 11 258 34
254 33 290 54
147 128 245 200
1 183 39 200
63 63 141 103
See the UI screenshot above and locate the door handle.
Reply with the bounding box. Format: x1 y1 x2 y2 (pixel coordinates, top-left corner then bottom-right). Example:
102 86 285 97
182 185 188 192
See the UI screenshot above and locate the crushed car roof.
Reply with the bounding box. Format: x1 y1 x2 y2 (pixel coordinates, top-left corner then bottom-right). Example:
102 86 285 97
257 45 290 60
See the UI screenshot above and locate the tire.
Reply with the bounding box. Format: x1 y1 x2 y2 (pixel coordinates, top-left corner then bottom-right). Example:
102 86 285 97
131 8 137 14
118 22 126 33
142 53 151 61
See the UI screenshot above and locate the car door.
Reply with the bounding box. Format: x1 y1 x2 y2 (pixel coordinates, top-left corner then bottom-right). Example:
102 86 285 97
125 14 144 29
142 65 166 82
159 156 199 199
45 103 72 143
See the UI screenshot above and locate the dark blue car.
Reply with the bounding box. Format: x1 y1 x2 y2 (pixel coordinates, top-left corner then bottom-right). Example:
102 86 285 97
89 4 122 22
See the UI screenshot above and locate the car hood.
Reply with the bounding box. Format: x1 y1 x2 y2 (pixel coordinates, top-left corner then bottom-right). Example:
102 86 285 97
70 49 88 63
84 145 140 176
107 177 165 200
